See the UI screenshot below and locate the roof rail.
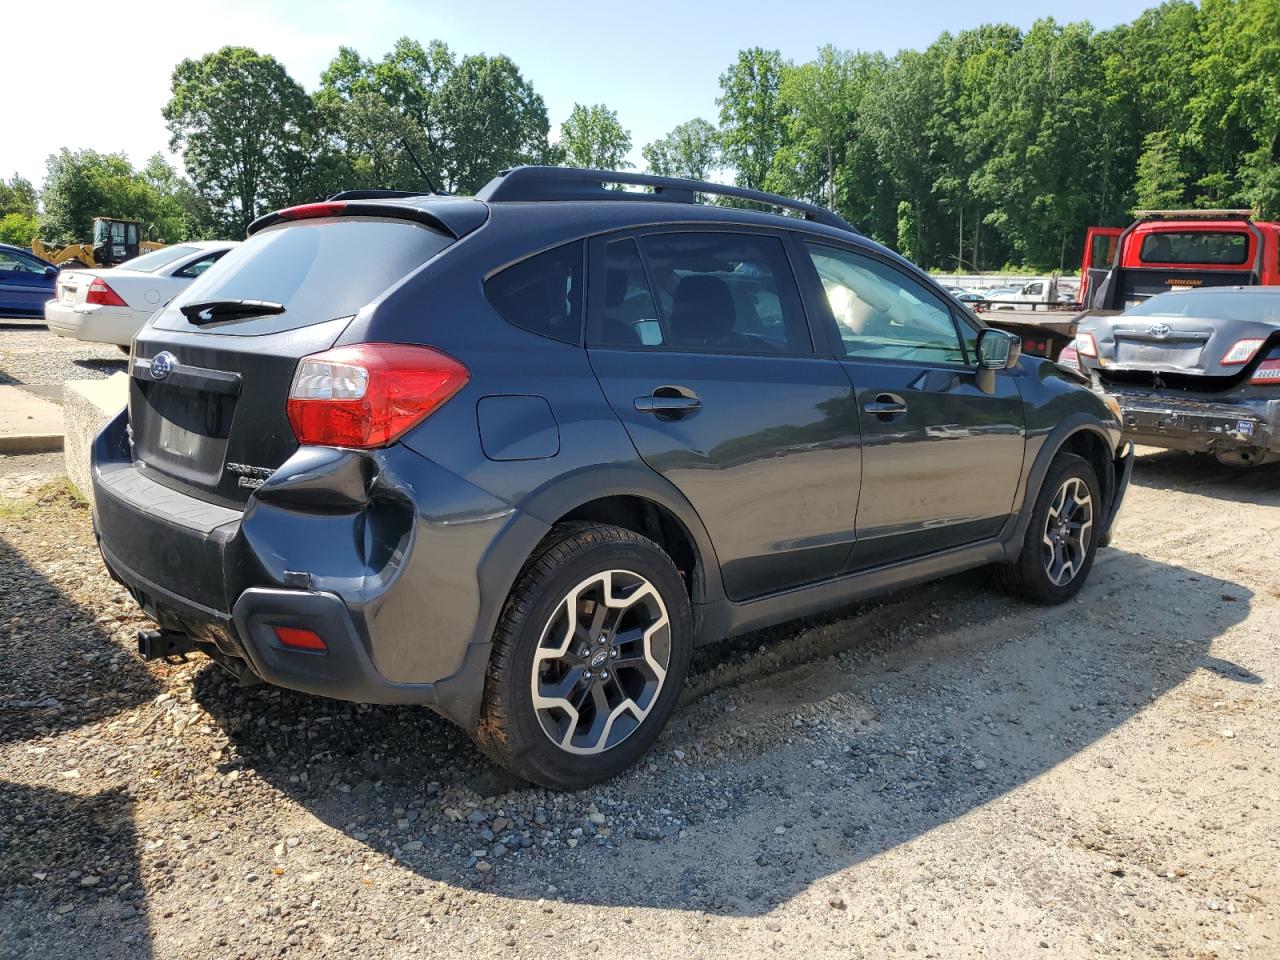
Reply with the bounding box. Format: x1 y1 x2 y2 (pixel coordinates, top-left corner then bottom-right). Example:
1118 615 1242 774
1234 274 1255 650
476 166 857 234
1133 209 1255 221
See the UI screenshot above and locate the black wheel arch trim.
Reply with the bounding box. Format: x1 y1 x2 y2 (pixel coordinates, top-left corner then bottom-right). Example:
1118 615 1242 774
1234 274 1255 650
1005 414 1125 561
459 465 725 726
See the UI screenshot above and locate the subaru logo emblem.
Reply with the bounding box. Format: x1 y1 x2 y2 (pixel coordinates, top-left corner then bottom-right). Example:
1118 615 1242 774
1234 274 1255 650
150 351 176 380
1147 323 1172 339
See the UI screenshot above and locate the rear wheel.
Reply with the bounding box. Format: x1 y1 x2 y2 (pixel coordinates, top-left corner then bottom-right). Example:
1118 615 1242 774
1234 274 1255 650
473 523 692 789
994 452 1101 604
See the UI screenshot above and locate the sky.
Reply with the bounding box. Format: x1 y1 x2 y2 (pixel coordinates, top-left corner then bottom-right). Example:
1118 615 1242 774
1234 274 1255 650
4 0 1160 188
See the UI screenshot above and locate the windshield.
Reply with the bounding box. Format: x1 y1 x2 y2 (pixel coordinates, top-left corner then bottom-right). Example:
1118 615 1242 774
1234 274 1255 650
156 218 452 335
121 245 201 274
1138 231 1249 265
1127 290 1280 324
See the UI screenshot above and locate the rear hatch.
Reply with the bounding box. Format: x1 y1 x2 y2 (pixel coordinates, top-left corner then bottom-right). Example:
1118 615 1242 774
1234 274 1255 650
130 215 455 507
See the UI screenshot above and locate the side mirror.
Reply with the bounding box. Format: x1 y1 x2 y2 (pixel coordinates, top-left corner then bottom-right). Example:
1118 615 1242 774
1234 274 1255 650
45 265 58 278
976 328 1022 370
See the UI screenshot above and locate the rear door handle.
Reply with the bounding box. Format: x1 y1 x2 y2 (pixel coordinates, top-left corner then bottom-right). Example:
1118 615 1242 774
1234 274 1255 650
635 386 701 416
864 393 908 417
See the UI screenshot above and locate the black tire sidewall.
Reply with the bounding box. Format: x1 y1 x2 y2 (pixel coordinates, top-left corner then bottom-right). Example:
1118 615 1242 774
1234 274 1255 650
1021 453 1102 603
495 534 692 789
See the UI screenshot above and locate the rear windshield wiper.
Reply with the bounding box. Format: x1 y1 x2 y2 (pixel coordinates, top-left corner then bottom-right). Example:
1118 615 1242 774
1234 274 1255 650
179 299 285 324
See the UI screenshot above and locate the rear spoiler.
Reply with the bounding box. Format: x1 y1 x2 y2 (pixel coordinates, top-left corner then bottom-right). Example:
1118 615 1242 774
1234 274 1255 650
247 199 482 240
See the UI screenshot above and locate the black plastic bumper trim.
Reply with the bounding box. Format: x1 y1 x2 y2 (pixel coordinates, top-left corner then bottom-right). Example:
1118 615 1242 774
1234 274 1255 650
232 588 440 707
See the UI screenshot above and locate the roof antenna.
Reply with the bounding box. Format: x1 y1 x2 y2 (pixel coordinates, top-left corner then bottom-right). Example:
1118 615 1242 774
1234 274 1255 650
402 138 441 195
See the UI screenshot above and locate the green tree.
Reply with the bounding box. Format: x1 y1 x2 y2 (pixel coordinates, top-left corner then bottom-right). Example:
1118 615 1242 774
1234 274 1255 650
39 150 151 244
0 214 39 247
1134 130 1188 208
164 46 315 233
717 48 787 191
560 103 632 170
642 118 721 180
861 47 946 263
972 19 1117 269
768 48 857 209
434 54 553 193
1190 0 1280 215
0 175 38 219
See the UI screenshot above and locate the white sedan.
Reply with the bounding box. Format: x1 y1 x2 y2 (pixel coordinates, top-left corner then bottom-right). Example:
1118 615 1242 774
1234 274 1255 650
45 240 238 349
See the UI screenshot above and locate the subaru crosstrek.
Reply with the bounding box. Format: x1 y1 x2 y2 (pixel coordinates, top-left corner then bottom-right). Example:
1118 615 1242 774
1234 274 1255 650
92 166 1134 789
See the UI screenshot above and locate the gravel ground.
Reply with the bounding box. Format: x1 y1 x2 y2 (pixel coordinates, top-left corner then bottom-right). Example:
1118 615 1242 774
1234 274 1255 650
0 328 125 402
0 450 1276 960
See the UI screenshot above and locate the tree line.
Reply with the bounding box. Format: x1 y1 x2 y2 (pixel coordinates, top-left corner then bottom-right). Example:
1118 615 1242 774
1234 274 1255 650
2 0 1277 272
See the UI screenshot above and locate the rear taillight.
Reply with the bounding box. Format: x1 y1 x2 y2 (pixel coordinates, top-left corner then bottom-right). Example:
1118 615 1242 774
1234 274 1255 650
273 626 327 651
286 343 469 448
1074 332 1098 358
1251 357 1280 385
1222 338 1264 366
1058 345 1080 369
85 278 127 307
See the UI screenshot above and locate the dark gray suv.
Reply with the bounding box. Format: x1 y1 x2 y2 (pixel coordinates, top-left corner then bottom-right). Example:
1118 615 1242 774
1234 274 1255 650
92 167 1133 789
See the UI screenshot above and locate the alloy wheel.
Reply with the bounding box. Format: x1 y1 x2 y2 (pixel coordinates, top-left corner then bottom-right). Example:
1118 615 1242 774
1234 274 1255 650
530 569 671 755
1042 477 1094 587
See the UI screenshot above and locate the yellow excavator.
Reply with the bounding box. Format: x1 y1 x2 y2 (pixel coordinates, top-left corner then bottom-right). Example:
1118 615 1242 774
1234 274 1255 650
32 217 166 269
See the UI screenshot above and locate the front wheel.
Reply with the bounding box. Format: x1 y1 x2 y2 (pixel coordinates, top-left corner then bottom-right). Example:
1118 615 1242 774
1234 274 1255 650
994 452 1101 604
473 523 692 789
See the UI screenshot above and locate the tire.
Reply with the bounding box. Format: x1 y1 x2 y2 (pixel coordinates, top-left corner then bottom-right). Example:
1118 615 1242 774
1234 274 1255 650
473 522 693 790
994 452 1101 604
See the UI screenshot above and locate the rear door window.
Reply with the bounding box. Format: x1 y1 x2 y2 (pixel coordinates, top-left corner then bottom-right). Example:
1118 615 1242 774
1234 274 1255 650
155 219 452 335
485 241 583 344
603 232 811 354
596 238 663 346
1138 231 1249 265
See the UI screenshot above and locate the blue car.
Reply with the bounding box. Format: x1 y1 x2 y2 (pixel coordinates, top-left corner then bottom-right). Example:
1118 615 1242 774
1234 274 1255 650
0 243 58 317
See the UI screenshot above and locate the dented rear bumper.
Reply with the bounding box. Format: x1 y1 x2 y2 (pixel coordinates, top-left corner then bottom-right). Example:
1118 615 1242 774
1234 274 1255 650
1105 388 1280 461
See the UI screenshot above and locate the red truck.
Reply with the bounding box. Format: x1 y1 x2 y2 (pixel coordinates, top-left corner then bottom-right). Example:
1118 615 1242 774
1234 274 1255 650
1080 210 1280 311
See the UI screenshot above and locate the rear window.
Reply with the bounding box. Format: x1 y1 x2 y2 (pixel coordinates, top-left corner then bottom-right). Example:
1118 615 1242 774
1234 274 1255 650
155 219 451 335
1128 290 1280 324
123 245 201 273
1138 231 1249 266
485 241 583 343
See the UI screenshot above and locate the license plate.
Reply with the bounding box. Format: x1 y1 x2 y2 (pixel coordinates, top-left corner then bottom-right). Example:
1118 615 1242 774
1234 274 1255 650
60 287 75 304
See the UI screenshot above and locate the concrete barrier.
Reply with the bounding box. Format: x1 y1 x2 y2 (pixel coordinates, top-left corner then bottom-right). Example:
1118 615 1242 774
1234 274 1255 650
63 374 128 506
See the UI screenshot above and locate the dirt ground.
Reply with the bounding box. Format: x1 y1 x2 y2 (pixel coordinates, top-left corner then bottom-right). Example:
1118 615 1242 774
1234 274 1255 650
0 448 1276 960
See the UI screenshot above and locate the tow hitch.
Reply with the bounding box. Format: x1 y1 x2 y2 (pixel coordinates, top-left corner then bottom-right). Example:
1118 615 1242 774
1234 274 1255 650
137 628 200 661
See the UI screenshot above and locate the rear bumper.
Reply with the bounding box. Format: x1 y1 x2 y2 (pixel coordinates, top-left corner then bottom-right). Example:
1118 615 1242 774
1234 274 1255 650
90 409 519 726
45 301 144 345
1106 389 1280 456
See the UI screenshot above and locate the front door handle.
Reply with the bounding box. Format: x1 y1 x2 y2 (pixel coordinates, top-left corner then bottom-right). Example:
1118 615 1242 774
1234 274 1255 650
635 386 701 417
864 393 908 418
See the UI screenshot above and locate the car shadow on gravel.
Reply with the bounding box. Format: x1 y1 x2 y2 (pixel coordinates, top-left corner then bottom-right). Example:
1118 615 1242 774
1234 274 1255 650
188 547 1255 916
72 358 127 376
0 536 160 746
0 531 159 956
0 783 151 960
